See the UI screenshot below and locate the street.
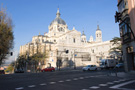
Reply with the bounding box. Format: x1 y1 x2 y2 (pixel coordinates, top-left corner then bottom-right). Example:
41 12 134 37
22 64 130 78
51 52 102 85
0 69 135 90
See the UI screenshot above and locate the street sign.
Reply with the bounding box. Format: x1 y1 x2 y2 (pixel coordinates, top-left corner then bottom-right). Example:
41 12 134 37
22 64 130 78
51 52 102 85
75 54 77 56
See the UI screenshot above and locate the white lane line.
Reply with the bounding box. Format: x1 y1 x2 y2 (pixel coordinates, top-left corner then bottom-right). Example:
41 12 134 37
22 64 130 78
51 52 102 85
50 82 56 84
84 76 89 78
58 80 64 83
40 83 46 86
113 81 120 83
15 87 24 90
119 79 126 82
110 80 135 89
73 78 78 80
66 79 71 81
90 76 95 77
107 82 114 84
28 85 36 88
99 84 108 86
79 77 84 79
82 89 89 90
89 86 100 89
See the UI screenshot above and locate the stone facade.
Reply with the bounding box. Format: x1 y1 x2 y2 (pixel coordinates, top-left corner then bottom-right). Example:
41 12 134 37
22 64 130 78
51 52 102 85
20 8 117 68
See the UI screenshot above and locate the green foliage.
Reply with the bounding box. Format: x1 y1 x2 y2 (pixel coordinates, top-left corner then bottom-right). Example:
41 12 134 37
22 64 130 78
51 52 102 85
0 7 14 65
110 37 122 52
31 53 48 62
109 37 122 60
5 61 15 73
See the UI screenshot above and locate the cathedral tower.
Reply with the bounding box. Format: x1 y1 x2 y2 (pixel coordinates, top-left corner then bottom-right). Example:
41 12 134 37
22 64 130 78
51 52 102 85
95 25 102 42
81 31 87 43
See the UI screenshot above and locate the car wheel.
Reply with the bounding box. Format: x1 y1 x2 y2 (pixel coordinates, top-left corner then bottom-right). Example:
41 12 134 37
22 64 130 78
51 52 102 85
43 70 45 72
83 70 85 72
51 70 54 72
88 69 90 71
95 68 97 71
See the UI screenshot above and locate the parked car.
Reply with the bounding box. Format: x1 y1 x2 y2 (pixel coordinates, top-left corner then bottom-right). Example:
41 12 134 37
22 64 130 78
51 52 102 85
15 69 24 73
0 70 5 75
41 67 55 72
116 63 124 68
82 65 97 71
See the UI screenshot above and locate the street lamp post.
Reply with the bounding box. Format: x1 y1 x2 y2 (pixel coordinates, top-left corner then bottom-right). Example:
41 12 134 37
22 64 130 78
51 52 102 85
74 50 76 69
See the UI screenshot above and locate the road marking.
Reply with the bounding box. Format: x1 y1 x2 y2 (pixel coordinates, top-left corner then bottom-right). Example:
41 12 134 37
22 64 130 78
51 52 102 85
50 82 56 84
79 77 84 79
82 89 89 90
84 76 89 78
107 82 114 84
15 87 24 90
113 81 120 83
73 78 78 80
58 80 64 83
28 85 36 88
110 80 135 89
66 79 71 81
99 84 108 86
119 79 126 82
90 76 95 77
89 86 100 89
40 83 46 86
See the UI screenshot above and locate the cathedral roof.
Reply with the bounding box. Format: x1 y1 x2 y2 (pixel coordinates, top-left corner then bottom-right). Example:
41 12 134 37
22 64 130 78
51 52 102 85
50 8 66 26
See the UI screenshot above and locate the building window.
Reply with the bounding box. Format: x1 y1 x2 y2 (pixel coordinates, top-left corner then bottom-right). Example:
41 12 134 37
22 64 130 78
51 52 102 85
73 38 75 43
54 40 56 42
97 34 98 37
118 0 125 13
92 49 94 53
120 22 131 36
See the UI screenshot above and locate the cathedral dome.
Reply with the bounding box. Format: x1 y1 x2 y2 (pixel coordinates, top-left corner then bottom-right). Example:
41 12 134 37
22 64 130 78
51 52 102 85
50 8 66 26
50 17 66 26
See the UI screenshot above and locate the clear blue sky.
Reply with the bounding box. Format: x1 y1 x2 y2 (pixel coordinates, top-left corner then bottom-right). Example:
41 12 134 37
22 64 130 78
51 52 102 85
0 0 119 64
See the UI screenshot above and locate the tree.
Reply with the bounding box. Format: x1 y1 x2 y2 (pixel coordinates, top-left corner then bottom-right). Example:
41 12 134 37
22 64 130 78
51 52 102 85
109 37 122 60
5 61 15 73
30 52 48 69
0 7 14 65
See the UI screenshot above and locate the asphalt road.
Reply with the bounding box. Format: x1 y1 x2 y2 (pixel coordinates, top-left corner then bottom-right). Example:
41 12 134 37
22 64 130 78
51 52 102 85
0 69 135 90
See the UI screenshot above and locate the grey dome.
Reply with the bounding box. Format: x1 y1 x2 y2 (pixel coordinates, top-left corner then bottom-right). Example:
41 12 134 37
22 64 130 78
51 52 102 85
50 8 66 26
50 17 66 26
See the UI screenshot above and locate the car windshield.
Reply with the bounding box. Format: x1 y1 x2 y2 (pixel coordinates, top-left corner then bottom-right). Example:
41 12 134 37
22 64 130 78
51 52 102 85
87 65 91 67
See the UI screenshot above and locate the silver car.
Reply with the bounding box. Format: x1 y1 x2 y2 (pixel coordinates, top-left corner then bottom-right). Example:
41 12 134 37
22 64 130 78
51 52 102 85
82 65 97 71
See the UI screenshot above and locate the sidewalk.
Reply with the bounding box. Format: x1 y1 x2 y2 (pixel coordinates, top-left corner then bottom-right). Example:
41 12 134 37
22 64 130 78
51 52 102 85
111 70 135 79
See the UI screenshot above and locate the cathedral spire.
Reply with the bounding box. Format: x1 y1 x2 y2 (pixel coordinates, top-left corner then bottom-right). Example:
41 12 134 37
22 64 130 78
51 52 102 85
82 30 85 36
56 8 60 17
96 24 101 31
97 25 99 29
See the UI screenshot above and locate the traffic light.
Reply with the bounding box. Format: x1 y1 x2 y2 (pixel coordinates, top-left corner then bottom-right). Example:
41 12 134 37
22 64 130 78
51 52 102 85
10 52 13 56
115 11 121 23
65 50 69 53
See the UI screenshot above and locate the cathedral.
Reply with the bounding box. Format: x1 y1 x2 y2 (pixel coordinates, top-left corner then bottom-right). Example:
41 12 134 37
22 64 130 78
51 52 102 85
20 8 117 68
